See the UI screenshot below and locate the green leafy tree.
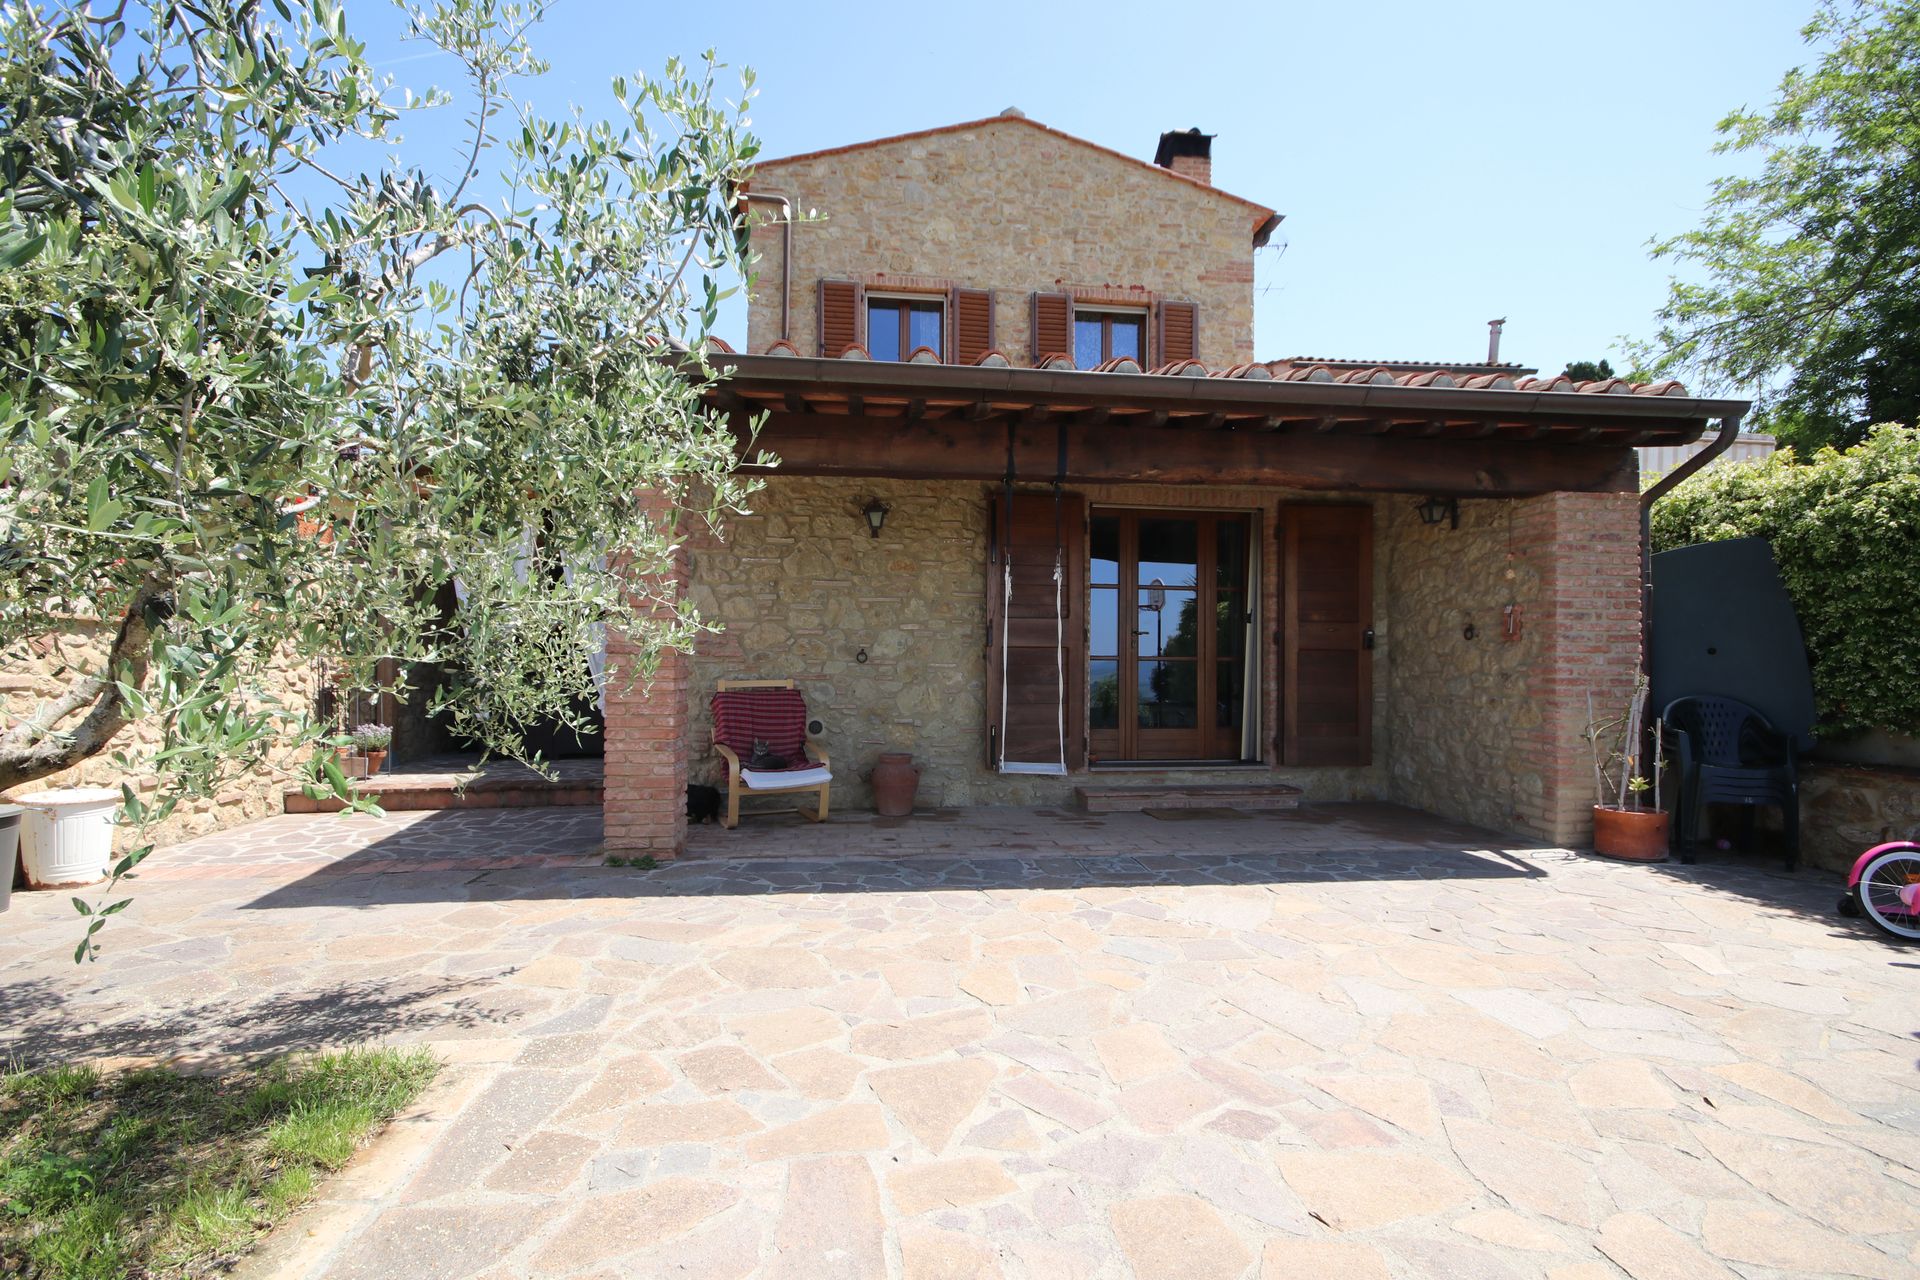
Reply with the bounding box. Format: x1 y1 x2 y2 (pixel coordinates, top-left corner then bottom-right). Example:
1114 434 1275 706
0 0 763 956
1563 359 1614 382
1639 0 1920 453
1650 425 1920 738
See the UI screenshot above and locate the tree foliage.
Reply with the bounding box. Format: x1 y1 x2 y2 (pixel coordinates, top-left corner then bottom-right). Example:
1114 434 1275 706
1649 425 1920 739
0 0 763 952
1640 0 1920 453
1563 358 1615 382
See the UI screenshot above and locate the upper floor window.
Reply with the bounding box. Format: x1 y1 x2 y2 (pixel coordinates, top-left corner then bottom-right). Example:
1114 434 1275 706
1074 308 1147 368
868 296 943 362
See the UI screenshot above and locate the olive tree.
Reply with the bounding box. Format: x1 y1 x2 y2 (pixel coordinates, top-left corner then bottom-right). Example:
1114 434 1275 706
0 0 764 956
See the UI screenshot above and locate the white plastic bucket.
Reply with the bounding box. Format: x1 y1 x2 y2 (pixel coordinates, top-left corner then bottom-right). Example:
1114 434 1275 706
17 788 121 889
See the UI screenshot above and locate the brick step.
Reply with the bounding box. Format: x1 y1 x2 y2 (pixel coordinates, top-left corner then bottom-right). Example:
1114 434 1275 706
1073 782 1303 814
283 756 603 814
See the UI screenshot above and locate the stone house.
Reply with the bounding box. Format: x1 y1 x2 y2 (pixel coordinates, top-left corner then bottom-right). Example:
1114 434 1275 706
601 112 1748 858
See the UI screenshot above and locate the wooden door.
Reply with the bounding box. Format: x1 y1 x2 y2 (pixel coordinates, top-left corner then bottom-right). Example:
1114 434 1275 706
1278 505 1373 766
1089 510 1252 763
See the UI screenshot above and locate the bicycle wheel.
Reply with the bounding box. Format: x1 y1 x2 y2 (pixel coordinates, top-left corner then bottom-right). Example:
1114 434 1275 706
1854 846 1920 941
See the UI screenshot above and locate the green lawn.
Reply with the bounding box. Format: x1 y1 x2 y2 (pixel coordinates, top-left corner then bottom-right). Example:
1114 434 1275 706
0 1047 438 1279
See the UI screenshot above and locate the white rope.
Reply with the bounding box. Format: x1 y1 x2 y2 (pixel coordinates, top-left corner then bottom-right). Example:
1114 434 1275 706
1053 548 1066 773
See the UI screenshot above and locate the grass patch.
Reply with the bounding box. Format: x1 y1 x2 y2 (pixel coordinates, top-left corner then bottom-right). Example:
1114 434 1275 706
1 1047 437 1279
604 854 658 870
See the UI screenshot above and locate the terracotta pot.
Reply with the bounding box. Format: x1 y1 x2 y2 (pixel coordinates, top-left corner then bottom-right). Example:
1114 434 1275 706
364 749 389 775
1592 805 1670 862
871 752 922 817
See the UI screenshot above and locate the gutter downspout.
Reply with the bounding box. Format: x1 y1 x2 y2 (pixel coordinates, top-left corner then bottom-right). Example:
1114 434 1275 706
1639 413 1742 673
737 191 794 343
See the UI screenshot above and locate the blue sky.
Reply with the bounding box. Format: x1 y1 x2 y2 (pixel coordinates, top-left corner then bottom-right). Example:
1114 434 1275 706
352 0 1819 376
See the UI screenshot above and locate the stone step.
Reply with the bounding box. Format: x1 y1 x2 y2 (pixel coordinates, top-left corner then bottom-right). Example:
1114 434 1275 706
1073 782 1303 814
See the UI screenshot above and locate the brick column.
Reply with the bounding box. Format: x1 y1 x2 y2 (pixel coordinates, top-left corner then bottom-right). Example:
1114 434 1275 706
602 491 689 858
1509 490 1643 847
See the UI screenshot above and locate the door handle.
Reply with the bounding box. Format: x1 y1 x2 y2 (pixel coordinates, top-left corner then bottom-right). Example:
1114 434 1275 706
1362 627 1375 650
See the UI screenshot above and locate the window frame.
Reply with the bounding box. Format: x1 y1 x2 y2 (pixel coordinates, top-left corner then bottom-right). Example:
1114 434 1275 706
1073 305 1149 368
865 292 945 363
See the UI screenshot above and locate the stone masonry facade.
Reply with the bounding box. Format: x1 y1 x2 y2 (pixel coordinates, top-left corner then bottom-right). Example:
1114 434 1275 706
612 476 1643 851
744 116 1267 366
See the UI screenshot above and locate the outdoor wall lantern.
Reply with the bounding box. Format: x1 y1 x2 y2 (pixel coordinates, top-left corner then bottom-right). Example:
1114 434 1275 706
1415 495 1460 530
863 498 891 538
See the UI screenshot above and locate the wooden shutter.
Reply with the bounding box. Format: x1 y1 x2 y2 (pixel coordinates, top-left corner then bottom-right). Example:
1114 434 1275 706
1156 300 1198 366
949 287 995 365
1031 292 1072 364
986 491 1087 770
818 279 863 356
1279 505 1373 765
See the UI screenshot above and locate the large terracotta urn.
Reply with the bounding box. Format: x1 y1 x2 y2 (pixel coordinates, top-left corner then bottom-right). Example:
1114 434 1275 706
1592 806 1670 862
871 753 922 817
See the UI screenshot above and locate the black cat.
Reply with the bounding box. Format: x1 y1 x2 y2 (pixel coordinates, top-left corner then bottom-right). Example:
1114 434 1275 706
685 783 723 825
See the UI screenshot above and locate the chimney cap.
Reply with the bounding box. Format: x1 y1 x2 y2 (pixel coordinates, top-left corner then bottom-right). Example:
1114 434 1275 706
999 106 1026 119
1154 127 1214 168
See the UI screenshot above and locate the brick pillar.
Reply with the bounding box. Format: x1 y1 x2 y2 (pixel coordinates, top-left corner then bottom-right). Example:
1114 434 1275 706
1509 490 1644 847
602 491 689 858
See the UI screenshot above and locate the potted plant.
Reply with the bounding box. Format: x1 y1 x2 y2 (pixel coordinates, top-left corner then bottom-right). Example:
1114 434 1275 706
350 723 392 776
1583 678 1669 861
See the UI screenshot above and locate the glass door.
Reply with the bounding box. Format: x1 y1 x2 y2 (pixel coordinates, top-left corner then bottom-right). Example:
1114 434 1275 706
1089 511 1251 762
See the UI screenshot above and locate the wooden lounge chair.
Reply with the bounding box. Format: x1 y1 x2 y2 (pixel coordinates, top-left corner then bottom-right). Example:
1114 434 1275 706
710 679 832 829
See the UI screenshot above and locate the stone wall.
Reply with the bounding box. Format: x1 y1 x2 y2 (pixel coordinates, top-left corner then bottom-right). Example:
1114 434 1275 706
2 621 317 849
1383 499 1543 835
745 117 1266 366
678 477 1392 814
627 477 1643 846
1799 763 1920 873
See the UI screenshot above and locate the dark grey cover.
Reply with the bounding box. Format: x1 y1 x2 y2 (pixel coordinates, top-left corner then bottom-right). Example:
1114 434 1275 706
1650 537 1816 746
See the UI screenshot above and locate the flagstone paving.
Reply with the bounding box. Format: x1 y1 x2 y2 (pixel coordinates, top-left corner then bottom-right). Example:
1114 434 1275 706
1 804 1915 1280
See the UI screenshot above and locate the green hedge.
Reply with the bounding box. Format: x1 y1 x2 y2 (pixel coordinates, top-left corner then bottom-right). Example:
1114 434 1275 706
1650 425 1920 739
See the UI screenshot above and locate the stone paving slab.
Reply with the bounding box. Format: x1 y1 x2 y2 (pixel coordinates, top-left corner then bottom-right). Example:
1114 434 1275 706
1 806 1915 1280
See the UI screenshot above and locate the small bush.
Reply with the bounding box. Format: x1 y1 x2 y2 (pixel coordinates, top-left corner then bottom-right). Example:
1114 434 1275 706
1650 424 1920 737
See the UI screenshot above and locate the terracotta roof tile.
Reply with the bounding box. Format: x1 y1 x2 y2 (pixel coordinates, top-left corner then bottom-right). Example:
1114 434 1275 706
734 347 1689 397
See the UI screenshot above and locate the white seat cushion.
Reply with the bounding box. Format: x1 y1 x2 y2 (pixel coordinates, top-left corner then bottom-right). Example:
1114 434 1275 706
741 765 832 790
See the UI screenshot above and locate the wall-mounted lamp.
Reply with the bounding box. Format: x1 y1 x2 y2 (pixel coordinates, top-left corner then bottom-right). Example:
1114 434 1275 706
862 498 891 538
1415 495 1460 529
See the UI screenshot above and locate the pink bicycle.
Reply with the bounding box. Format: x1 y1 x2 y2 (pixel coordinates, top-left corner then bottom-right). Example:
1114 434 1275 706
1838 842 1920 941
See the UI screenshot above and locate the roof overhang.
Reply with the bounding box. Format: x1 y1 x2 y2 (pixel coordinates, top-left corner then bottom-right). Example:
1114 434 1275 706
702 354 1746 499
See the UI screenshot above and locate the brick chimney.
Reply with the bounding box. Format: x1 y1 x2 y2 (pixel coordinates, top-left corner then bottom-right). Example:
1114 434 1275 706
1154 128 1214 186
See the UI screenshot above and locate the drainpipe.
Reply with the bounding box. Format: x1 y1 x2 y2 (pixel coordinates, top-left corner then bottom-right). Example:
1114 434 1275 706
1639 413 1743 673
737 191 794 344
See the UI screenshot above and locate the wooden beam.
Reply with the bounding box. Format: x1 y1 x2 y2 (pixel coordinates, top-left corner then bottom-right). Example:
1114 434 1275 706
1077 407 1112 427
783 393 807 415
905 398 926 421
744 413 1638 496
964 400 995 421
